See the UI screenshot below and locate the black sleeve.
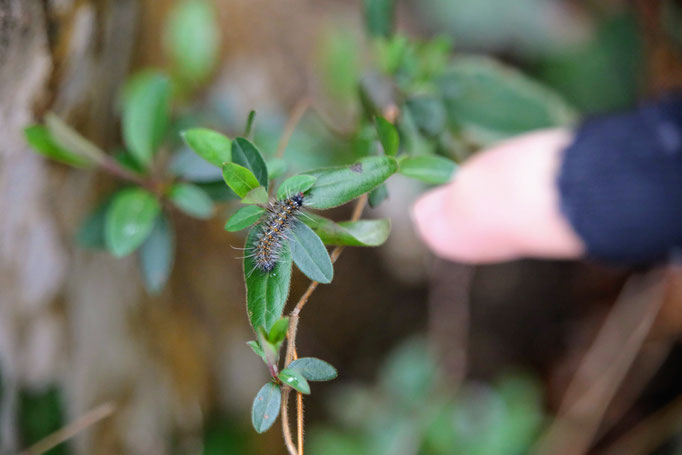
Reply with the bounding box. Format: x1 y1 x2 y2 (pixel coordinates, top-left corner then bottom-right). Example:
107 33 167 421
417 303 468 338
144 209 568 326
557 93 682 264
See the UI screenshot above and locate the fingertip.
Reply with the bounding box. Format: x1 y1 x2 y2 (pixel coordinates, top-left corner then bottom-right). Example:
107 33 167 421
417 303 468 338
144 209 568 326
411 185 458 257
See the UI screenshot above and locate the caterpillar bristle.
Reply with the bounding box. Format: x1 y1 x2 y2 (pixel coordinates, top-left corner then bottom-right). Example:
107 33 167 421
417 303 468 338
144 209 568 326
248 192 305 273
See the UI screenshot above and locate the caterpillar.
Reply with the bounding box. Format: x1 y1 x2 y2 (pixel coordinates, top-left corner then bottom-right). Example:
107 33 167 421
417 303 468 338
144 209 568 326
251 191 305 273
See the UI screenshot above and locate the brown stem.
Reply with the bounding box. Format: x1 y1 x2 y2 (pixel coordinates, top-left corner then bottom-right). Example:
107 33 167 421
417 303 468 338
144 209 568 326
98 156 161 195
297 392 304 455
280 194 368 455
281 388 298 455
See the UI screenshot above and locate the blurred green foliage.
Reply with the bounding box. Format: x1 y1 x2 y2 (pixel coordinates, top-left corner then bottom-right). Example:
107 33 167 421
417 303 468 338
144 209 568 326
201 416 253 454
365 0 395 38
534 11 642 115
164 0 220 89
19 386 71 455
417 0 581 55
19 1 645 452
308 338 545 455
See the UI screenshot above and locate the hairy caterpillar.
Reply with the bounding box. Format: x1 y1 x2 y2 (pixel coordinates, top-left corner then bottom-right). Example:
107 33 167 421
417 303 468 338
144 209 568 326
251 192 305 273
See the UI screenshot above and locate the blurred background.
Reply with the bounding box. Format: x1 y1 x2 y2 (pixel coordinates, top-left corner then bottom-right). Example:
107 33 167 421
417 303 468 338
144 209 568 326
1 0 682 454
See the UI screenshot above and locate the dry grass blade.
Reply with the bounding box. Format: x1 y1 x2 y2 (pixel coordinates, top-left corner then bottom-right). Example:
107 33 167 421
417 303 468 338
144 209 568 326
533 270 667 455
20 402 115 455
600 393 682 455
276 98 310 159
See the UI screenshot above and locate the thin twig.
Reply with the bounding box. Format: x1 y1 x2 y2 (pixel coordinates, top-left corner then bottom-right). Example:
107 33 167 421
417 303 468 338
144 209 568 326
276 98 310 160
20 402 116 455
280 194 368 455
293 347 303 455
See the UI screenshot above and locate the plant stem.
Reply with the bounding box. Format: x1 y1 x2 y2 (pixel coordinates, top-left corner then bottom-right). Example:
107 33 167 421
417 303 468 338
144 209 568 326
297 392 304 455
98 156 160 194
280 194 368 455
281 390 298 455
276 98 310 159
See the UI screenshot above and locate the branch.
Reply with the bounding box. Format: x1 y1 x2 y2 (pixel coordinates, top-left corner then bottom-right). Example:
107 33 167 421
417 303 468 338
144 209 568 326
280 194 368 455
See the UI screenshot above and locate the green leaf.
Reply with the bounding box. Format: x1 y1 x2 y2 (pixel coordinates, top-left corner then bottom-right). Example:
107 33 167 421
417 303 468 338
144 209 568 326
276 175 317 199
247 340 267 364
251 383 282 433
288 221 333 284
415 35 452 82
24 125 93 168
364 0 395 38
139 213 174 294
168 183 214 219
399 155 457 184
304 156 398 209
44 113 106 164
105 188 161 257
278 368 311 395
122 71 172 167
405 96 447 138
255 327 280 366
232 138 269 189
164 0 220 84
75 197 113 249
368 183 389 208
303 214 390 247
266 158 287 180
267 317 289 345
244 228 293 332
399 105 434 156
375 34 411 75
439 56 576 145
244 110 256 138
225 206 265 232
288 357 338 382
241 186 269 205
222 162 260 198
374 116 399 156
181 128 232 167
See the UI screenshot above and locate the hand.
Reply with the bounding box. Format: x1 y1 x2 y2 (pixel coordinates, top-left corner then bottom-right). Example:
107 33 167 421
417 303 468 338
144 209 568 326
411 128 585 263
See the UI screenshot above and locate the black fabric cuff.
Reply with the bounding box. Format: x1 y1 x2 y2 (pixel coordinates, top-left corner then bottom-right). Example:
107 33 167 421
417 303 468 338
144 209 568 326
558 94 682 264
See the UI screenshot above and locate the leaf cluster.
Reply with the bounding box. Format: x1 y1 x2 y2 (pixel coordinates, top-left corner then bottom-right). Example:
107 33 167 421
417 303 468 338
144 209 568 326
24 0 222 294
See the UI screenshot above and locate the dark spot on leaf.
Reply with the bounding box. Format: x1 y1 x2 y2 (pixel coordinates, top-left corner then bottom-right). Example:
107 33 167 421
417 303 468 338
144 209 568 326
350 163 363 173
